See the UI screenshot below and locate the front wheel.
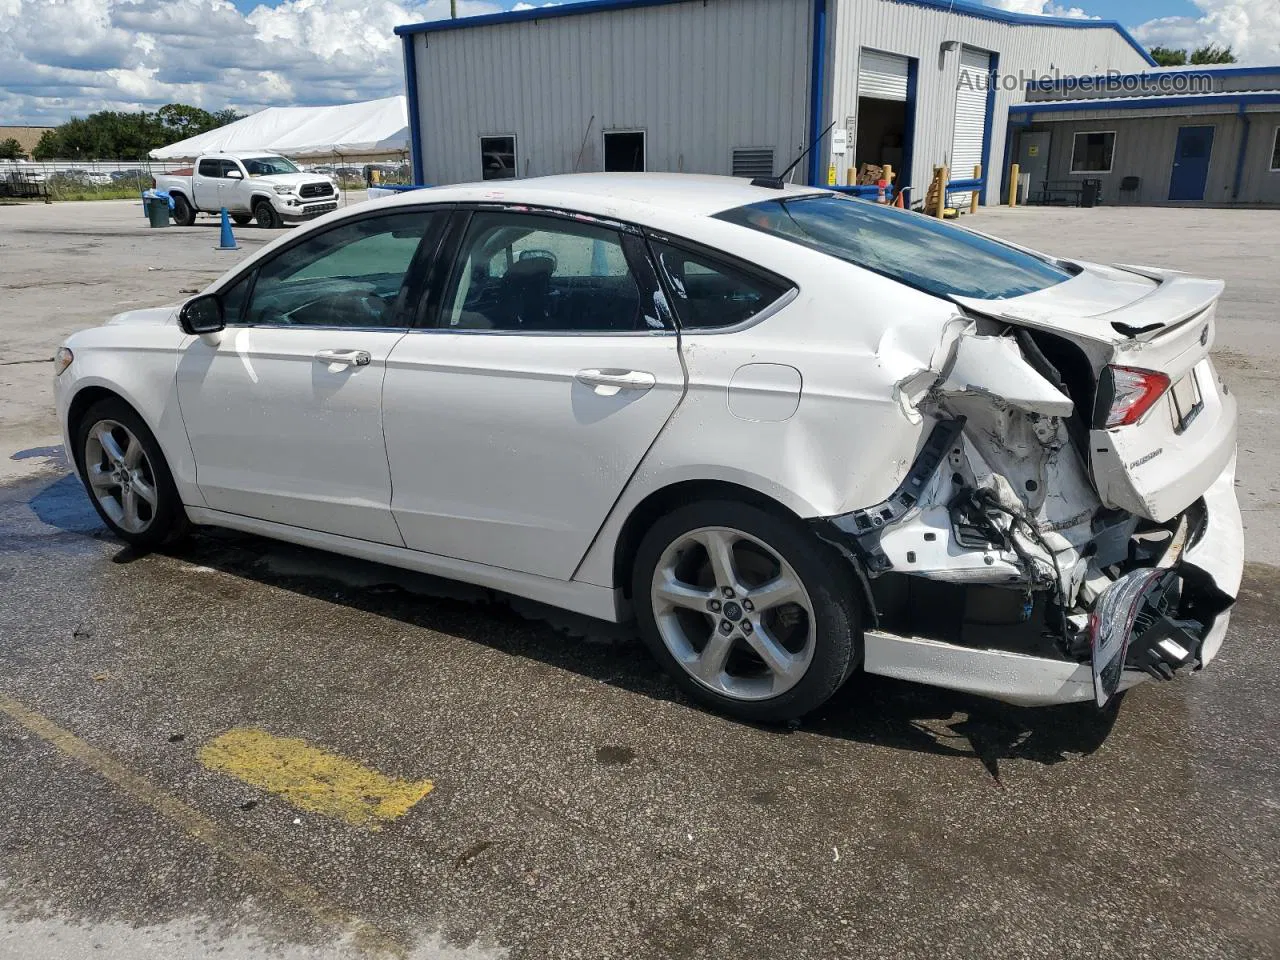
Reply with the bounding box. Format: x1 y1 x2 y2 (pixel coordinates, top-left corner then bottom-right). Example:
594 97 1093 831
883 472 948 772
254 200 282 229
231 213 253 227
73 397 188 549
632 500 861 723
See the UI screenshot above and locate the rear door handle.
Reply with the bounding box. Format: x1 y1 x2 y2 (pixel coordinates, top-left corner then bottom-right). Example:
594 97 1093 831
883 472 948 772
575 368 657 396
315 349 371 368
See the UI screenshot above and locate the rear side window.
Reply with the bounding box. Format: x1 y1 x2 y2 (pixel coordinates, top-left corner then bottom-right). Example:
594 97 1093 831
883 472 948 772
649 241 790 329
197 159 220 177
441 211 659 332
715 194 1071 301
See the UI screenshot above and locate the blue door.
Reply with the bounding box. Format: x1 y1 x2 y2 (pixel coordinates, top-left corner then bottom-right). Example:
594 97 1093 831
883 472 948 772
1168 125 1215 201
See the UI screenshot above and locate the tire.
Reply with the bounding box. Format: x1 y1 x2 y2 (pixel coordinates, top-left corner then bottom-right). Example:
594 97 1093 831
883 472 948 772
73 396 188 550
254 200 282 229
632 500 861 723
232 214 253 227
171 193 196 226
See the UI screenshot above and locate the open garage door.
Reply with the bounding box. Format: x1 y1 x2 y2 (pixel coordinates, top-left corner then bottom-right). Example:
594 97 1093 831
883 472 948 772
950 46 991 208
855 49 912 189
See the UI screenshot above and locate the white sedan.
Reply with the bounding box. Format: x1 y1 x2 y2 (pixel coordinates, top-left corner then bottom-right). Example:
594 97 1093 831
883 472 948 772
53 174 1243 721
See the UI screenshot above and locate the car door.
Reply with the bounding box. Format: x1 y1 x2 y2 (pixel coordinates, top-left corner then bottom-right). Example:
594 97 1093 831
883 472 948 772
193 158 222 210
382 207 686 580
176 208 448 543
218 159 248 212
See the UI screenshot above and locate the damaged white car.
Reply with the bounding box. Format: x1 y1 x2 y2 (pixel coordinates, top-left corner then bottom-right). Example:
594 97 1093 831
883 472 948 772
53 174 1243 722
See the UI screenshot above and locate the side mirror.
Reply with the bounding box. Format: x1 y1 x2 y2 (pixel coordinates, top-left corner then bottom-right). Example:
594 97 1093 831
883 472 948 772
179 293 225 335
225 169 244 180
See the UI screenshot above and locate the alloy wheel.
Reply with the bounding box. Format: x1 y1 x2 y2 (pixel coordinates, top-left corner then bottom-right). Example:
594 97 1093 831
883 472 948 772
650 525 816 701
83 419 159 535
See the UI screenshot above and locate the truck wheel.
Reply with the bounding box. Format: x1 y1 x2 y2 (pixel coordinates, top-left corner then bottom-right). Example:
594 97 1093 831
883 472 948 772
232 214 253 227
171 194 195 226
254 200 282 229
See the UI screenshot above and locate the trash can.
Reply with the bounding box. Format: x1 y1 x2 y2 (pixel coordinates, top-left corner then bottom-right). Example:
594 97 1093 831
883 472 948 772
141 193 151 218
1081 179 1100 208
147 198 171 227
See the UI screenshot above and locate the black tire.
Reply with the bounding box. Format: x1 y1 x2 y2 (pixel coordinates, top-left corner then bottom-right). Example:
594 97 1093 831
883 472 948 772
232 213 253 227
254 199 282 229
73 395 188 550
171 193 196 226
632 500 861 723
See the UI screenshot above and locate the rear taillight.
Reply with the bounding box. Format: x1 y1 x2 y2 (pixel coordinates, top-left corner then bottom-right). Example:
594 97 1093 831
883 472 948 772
1104 365 1170 428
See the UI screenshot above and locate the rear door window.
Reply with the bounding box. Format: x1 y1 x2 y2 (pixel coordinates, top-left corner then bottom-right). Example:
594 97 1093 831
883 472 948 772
648 240 791 329
197 159 221 177
440 211 664 332
716 194 1072 301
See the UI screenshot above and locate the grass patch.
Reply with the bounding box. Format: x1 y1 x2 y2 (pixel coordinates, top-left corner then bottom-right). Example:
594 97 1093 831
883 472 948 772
48 186 147 202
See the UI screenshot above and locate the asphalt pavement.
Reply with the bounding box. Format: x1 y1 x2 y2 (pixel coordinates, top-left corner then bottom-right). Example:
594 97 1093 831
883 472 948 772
1 199 1277 959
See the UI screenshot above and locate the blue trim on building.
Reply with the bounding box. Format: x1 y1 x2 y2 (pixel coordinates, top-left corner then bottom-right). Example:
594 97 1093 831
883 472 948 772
979 51 998 205
892 0 1157 66
1028 64 1280 92
394 0 1157 69
807 0 828 187
401 34 425 185
395 0 689 36
1011 92 1280 115
902 56 918 197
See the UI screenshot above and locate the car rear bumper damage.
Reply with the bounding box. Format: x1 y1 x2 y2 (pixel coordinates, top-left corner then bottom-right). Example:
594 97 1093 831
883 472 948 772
813 419 1242 708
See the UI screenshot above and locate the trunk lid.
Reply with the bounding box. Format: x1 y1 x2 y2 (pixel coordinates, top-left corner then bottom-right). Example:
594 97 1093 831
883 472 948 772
952 262 1235 522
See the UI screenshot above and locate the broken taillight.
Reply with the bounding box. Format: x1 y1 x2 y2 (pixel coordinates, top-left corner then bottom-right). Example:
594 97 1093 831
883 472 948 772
1104 366 1170 428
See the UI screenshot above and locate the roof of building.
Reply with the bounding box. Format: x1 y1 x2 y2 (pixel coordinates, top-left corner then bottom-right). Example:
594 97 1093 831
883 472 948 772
394 0 1157 66
1011 90 1280 117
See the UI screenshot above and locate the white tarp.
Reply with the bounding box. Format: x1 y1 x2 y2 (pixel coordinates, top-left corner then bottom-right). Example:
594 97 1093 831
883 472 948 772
149 96 409 161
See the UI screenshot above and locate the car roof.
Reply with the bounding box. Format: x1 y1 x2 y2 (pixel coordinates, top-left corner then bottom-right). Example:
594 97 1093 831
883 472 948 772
376 172 827 222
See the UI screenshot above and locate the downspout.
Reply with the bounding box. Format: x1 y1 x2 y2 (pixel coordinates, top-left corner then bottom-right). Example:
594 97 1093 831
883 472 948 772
807 0 829 187
1232 102 1251 202
402 34 426 186
979 52 999 205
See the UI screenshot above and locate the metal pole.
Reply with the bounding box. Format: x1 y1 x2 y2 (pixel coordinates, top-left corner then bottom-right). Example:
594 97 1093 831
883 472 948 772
1008 162 1020 207
450 0 457 17
971 164 981 215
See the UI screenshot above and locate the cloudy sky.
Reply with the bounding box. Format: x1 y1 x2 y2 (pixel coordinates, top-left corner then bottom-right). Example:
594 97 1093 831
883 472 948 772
1 0 1277 126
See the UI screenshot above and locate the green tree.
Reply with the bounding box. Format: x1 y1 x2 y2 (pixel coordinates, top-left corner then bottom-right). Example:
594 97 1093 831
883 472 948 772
32 129 61 160
210 108 245 128
0 137 24 160
157 103 215 138
1190 43 1236 64
1149 46 1188 66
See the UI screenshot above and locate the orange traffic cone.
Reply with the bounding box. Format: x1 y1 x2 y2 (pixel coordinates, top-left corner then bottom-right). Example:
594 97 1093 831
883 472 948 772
893 189 905 208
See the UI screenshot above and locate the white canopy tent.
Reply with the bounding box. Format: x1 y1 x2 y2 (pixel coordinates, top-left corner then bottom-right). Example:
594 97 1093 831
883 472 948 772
149 96 409 161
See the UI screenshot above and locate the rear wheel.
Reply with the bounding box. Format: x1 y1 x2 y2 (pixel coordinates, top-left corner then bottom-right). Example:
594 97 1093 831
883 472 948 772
171 194 195 226
73 397 188 549
632 500 861 722
254 200 282 229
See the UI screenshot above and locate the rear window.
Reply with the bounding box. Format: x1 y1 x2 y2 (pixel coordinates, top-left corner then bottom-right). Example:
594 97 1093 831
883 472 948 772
715 194 1071 301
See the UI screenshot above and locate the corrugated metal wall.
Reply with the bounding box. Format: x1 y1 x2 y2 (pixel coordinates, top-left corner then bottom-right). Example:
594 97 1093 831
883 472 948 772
411 0 812 185
828 0 1151 203
1025 110 1280 206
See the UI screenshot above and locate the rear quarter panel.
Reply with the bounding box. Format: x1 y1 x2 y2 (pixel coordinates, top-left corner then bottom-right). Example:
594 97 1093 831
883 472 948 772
573 229 963 588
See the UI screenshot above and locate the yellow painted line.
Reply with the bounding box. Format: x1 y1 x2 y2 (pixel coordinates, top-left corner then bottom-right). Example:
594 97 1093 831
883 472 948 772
0 692 405 958
199 727 433 830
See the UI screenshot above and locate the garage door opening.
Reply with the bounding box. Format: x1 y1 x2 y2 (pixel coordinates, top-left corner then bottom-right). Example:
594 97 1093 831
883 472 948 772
604 131 646 172
855 49 914 193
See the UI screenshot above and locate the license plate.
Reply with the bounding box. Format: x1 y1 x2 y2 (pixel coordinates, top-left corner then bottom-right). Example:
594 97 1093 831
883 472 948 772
1170 371 1202 432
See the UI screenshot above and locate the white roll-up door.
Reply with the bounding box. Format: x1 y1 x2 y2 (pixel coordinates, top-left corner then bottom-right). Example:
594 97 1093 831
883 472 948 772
858 49 909 102
950 46 991 208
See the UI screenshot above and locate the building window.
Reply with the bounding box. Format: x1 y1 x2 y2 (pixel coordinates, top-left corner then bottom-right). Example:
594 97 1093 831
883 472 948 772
1271 127 1280 171
603 131 645 172
481 135 516 180
731 148 775 178
1071 131 1115 174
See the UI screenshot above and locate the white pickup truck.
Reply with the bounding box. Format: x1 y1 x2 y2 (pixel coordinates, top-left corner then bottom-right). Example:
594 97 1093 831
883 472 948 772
154 152 338 229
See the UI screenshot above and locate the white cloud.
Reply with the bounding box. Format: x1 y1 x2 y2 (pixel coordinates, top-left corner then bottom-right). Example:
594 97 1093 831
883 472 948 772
984 1 1095 19
1132 0 1280 65
0 0 505 125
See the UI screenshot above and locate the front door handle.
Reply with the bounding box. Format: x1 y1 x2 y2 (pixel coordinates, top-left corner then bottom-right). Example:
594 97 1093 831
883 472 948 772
575 368 657 396
315 349 371 368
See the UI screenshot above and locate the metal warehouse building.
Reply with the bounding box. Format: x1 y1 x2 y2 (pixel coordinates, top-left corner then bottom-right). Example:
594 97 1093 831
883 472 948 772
1010 66 1280 207
394 0 1154 205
